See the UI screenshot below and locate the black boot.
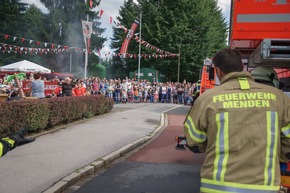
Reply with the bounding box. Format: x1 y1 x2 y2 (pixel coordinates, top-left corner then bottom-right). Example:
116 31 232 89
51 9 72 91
18 128 27 138
18 137 35 146
10 128 35 147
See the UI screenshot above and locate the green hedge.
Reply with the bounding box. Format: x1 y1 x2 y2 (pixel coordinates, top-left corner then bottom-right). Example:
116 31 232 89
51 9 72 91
0 95 114 138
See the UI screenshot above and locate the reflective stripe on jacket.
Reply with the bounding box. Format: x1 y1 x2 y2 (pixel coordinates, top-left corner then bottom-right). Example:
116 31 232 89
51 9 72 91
0 137 16 157
196 83 200 93
183 71 290 192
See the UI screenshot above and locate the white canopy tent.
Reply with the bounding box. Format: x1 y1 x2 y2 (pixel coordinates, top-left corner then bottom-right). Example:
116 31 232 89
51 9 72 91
0 60 51 73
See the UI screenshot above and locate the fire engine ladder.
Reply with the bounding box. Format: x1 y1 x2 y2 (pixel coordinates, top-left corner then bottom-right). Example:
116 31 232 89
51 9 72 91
249 39 290 68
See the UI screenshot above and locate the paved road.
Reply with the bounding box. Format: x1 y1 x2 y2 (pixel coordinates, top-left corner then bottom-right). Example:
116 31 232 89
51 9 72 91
0 103 180 193
68 105 205 193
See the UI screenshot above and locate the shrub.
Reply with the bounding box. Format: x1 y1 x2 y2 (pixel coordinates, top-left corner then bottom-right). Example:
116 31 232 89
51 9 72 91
18 99 50 132
0 95 114 138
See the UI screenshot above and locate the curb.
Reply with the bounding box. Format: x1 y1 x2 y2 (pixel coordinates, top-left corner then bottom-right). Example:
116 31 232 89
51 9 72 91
42 105 181 193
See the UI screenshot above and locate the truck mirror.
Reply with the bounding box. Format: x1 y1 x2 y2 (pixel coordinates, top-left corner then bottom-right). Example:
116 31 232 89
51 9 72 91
209 67 215 80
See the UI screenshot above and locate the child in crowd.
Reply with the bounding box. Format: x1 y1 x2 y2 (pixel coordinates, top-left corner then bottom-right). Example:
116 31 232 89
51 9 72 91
154 89 159 103
107 82 114 98
138 87 143 102
134 88 139 102
128 88 134 103
121 89 128 103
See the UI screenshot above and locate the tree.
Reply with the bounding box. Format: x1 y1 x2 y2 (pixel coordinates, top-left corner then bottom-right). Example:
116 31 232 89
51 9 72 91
110 0 139 79
0 0 29 66
39 0 106 78
111 0 228 82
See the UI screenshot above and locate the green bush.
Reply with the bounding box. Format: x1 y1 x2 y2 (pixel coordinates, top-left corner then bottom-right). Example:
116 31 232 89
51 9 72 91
0 95 114 138
18 100 50 132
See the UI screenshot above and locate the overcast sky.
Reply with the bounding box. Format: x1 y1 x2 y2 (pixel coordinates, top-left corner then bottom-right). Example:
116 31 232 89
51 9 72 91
20 0 231 53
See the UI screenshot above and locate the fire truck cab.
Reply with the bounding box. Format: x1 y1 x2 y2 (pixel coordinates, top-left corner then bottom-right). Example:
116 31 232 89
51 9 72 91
199 58 218 96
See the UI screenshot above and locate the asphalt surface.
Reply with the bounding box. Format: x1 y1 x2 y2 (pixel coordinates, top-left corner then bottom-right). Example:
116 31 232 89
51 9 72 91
0 103 183 193
66 105 204 193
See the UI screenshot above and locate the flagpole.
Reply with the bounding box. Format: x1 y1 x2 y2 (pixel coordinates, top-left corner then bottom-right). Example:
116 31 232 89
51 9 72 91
84 12 89 79
70 52 72 73
137 12 142 81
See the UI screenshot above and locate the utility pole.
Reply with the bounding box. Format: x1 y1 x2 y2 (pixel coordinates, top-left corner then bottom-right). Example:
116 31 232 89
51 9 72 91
178 46 180 83
137 12 142 81
177 37 183 83
84 14 89 79
177 29 197 83
70 52 72 73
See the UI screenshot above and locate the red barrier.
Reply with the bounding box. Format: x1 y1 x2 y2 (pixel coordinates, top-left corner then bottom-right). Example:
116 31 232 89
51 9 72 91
22 81 58 96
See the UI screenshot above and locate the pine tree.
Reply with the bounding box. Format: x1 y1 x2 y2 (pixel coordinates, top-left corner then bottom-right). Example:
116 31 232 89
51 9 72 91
0 0 106 78
110 0 139 79
111 0 227 82
0 0 29 66
39 0 105 78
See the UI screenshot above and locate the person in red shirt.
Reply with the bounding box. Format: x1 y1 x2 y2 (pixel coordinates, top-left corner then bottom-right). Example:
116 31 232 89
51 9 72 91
52 82 63 97
72 82 85 96
80 81 88 95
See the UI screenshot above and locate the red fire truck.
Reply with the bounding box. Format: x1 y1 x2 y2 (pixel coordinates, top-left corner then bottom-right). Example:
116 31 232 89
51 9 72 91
229 0 290 190
178 0 290 191
229 0 290 88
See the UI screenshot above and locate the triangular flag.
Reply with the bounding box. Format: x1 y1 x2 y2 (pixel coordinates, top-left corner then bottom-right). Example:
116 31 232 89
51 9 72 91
110 16 113 24
90 0 93 8
13 37 17 41
4 35 9 39
100 9 104 18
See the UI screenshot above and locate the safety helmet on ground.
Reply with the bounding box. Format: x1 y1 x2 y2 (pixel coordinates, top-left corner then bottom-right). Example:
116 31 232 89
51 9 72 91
250 66 279 88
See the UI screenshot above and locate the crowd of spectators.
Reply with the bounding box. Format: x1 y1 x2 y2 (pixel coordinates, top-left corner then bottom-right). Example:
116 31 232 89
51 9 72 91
0 74 198 105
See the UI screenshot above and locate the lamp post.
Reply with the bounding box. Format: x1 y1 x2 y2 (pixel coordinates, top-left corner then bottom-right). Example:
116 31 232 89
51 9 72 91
177 37 184 83
177 28 203 83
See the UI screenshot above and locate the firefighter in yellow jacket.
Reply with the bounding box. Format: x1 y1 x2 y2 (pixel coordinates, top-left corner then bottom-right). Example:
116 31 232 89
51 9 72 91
183 48 290 193
0 128 35 157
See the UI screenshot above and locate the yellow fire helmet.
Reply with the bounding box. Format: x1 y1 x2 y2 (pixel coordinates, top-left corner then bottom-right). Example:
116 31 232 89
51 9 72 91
250 66 279 88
